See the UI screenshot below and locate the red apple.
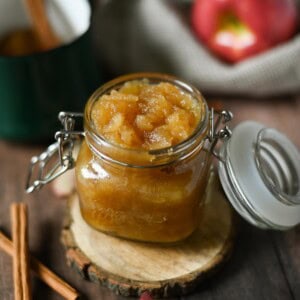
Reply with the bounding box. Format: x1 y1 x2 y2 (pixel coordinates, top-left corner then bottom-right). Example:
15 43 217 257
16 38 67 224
191 0 298 63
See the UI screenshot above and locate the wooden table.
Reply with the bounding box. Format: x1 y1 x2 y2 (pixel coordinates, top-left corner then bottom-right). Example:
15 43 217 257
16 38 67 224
0 96 299 300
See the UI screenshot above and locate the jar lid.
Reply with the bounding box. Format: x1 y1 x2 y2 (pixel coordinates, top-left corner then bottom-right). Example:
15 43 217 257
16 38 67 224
218 121 300 230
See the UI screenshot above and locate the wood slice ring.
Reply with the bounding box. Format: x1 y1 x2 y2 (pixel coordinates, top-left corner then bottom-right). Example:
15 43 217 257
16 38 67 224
61 173 236 298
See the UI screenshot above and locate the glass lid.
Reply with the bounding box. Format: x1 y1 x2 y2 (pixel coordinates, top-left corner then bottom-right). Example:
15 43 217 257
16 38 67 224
218 121 300 230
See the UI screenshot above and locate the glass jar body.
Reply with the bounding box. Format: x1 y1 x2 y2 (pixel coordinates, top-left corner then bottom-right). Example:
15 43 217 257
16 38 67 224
75 73 211 243
76 140 211 243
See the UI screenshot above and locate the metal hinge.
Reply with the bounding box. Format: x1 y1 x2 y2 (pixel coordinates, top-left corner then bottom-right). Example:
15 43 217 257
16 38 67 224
25 112 84 193
206 109 233 162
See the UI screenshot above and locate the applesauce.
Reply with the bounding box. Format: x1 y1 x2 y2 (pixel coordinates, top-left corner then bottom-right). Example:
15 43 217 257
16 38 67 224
76 73 211 243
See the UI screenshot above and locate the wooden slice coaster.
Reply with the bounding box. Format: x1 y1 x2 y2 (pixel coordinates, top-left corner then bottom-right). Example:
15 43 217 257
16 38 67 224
61 173 236 298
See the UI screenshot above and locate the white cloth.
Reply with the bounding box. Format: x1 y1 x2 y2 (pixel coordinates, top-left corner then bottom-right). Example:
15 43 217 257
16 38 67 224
93 0 300 96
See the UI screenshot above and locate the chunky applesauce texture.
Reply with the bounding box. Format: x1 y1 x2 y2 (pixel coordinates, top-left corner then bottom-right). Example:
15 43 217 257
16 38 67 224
91 80 202 150
76 79 209 243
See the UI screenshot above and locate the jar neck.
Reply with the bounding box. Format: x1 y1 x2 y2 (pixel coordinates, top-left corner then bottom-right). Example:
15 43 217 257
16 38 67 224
84 126 209 168
83 73 210 168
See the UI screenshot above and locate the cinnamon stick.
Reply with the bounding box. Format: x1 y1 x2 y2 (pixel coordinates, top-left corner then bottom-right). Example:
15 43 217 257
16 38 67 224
0 230 80 299
23 0 61 49
11 204 23 299
11 203 31 300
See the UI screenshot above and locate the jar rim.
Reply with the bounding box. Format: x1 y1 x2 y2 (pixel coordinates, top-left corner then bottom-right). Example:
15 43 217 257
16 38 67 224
84 73 209 165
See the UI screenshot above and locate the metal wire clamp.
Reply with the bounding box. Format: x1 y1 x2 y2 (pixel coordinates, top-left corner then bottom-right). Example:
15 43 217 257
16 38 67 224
207 108 233 162
25 112 84 193
25 109 233 193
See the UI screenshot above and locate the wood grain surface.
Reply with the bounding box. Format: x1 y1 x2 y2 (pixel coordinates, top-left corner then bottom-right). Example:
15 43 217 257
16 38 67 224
0 96 299 300
61 173 235 298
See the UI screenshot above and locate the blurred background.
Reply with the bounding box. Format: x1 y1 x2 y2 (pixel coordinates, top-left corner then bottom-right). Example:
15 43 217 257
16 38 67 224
92 0 300 97
0 1 299 300
0 0 299 142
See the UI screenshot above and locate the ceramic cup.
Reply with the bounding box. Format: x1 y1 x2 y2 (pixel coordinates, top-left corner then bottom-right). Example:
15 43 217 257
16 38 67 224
0 0 101 141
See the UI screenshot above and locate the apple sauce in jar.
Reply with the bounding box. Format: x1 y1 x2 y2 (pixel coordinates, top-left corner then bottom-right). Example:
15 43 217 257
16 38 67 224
75 73 211 243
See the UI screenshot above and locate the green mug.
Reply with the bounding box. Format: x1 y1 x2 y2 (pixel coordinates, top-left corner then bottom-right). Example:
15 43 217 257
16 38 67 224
0 0 101 141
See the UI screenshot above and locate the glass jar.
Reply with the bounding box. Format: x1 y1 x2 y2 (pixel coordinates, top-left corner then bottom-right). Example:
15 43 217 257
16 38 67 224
26 73 300 238
77 73 211 243
25 73 232 243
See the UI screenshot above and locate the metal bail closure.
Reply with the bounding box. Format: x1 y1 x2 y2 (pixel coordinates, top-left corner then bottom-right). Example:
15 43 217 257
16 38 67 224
206 108 233 161
218 121 300 230
26 112 84 193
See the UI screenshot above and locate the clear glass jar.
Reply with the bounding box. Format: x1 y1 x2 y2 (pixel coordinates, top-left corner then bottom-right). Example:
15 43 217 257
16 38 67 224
76 73 211 243
26 73 300 238
25 73 233 243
